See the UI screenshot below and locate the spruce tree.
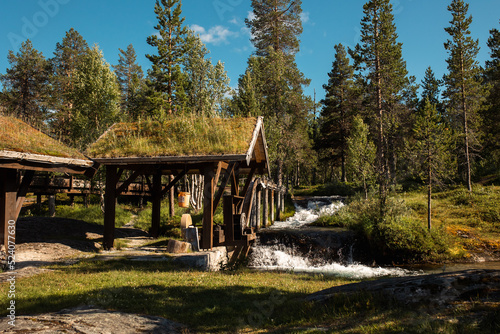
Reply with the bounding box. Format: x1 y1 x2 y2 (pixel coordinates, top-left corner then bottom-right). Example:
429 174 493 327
113 44 144 119
443 0 487 192
146 0 188 116
50 28 89 142
483 22 500 173
350 0 411 211
0 39 50 128
411 99 454 230
320 43 357 183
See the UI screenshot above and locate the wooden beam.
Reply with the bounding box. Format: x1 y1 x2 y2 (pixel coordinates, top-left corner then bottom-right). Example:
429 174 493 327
151 171 162 238
116 170 143 195
15 170 35 218
223 195 234 244
160 170 187 197
240 165 257 198
103 166 118 249
202 167 215 250
213 162 236 215
1 169 18 262
231 163 240 196
263 187 269 228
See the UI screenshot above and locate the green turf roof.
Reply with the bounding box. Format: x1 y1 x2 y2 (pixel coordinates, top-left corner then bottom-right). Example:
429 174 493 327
86 117 260 159
0 115 88 160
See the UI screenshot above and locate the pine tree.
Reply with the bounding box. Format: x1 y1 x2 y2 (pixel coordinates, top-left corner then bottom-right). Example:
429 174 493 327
0 39 50 128
146 0 188 116
245 0 311 190
70 46 121 149
483 22 500 173
320 43 357 183
245 0 303 57
113 44 144 119
411 99 454 230
50 28 89 142
443 0 487 192
350 0 411 211
419 67 444 115
233 56 263 117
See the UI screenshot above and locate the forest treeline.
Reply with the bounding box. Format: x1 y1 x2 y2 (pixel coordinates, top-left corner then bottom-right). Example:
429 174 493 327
1 0 499 211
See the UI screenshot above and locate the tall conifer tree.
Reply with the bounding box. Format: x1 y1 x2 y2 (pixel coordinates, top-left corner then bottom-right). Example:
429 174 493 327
483 22 500 173
1 40 50 128
320 43 357 183
113 44 144 119
443 0 487 192
146 0 188 116
350 0 411 211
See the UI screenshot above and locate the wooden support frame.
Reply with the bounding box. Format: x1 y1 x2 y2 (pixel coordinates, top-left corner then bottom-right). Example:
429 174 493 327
202 166 215 250
103 166 118 249
213 162 236 215
160 170 187 197
151 170 162 238
1 169 18 256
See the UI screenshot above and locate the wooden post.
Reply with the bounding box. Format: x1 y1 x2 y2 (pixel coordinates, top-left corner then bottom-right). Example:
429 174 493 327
202 167 215 250
151 171 161 238
169 174 175 218
48 194 56 217
103 166 117 250
263 187 268 228
256 186 261 230
223 195 234 243
1 169 18 259
281 190 285 213
270 190 275 225
275 188 281 221
36 194 42 209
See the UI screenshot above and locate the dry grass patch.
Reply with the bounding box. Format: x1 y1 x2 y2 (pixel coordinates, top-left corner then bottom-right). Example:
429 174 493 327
87 116 258 158
0 115 86 159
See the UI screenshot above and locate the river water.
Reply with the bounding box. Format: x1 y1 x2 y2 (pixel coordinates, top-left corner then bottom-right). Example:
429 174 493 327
249 197 500 278
249 197 419 279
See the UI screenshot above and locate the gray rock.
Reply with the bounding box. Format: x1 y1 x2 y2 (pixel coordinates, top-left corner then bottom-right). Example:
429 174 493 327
306 269 500 306
0 305 189 334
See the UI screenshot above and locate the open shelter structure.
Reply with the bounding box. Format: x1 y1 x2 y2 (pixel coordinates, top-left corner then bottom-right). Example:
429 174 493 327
0 115 97 262
87 116 280 254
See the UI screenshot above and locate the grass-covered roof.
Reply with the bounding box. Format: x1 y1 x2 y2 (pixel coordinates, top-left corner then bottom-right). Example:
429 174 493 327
0 115 87 160
87 117 260 159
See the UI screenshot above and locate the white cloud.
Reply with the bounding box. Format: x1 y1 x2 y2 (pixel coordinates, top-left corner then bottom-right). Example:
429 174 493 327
300 12 310 24
247 11 256 21
191 24 238 45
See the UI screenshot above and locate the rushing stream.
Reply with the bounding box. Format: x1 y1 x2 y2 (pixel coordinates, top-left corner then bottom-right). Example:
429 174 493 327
249 197 418 279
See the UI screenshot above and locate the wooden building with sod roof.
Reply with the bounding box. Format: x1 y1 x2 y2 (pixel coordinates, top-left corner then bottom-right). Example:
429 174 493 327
0 115 97 265
87 116 277 253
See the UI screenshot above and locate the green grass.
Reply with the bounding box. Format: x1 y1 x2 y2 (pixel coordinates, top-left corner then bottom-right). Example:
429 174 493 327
86 116 258 158
54 204 132 228
1 260 498 333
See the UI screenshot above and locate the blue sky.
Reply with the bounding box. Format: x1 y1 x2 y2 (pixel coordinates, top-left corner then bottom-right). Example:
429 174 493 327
1 0 499 103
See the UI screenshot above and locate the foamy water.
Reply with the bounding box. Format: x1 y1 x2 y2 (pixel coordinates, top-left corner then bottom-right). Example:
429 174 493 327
250 197 418 279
